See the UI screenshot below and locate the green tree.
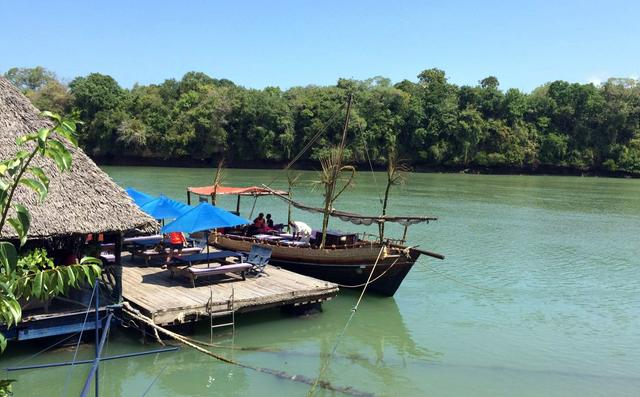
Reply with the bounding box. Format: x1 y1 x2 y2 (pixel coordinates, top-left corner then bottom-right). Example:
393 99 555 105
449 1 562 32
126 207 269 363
4 67 55 92
8 66 640 176
26 79 72 115
69 73 127 155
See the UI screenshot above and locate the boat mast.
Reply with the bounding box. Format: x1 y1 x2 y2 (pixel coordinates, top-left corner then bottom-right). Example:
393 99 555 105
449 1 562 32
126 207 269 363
211 158 225 206
319 93 353 248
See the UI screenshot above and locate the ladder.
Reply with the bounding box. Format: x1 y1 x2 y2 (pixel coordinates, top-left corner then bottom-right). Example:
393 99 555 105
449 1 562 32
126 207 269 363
208 286 235 344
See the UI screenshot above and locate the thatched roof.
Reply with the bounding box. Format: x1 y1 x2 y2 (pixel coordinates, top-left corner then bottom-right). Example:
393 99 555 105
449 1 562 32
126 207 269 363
0 77 158 239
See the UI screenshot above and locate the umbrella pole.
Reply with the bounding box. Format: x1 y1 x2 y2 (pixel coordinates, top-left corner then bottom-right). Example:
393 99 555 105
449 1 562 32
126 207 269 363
206 230 210 268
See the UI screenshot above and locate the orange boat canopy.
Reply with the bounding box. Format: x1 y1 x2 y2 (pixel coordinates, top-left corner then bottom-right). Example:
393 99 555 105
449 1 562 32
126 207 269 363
187 185 289 197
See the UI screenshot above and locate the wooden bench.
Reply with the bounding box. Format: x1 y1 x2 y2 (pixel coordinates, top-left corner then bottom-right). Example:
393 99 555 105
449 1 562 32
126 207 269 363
168 263 253 287
134 247 202 266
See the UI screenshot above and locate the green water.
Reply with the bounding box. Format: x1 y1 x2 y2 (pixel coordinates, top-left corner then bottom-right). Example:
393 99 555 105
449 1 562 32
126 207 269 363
3 168 640 396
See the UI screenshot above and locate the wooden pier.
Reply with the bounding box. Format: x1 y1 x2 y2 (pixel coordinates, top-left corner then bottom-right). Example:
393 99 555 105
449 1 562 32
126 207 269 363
121 264 339 325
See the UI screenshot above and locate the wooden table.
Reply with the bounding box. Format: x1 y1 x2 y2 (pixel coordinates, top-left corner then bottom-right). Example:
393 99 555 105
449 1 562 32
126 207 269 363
172 251 242 267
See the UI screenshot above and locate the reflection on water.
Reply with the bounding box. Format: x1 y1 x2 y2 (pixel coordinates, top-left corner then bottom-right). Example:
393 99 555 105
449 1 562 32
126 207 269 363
2 168 639 396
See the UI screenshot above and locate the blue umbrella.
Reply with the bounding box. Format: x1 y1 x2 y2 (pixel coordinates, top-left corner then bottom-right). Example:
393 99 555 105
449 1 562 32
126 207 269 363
162 202 250 233
140 195 193 220
126 187 156 207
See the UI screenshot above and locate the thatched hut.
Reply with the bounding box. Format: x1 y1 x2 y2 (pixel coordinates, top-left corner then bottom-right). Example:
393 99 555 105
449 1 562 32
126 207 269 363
0 77 157 338
0 76 157 240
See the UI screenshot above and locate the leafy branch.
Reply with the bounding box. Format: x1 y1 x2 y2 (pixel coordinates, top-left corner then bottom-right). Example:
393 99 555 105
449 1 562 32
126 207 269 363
0 112 102 356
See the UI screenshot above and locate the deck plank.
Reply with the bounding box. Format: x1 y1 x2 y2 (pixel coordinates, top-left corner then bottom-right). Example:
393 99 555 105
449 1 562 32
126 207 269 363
122 264 338 325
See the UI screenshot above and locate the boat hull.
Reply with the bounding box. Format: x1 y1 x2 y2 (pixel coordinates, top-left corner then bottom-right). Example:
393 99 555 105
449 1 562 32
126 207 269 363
213 235 421 296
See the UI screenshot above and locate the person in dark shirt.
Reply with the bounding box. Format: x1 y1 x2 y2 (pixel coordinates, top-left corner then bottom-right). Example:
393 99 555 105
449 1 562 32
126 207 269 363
265 214 284 232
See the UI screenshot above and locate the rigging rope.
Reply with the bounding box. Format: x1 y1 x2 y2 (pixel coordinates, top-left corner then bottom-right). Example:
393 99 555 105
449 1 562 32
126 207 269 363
141 364 168 397
307 245 385 397
11 331 81 368
360 132 383 204
248 195 258 219
61 281 97 397
266 102 345 188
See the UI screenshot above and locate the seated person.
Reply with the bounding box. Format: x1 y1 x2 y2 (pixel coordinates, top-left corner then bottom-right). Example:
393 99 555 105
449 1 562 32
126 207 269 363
165 231 187 263
265 214 284 232
289 220 312 243
253 213 266 231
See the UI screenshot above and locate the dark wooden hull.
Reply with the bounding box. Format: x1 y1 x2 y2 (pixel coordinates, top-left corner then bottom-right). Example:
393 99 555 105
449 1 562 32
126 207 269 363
213 235 421 296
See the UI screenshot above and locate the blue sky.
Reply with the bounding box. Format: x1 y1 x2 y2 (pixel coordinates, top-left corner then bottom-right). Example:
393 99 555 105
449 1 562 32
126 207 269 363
1 0 638 92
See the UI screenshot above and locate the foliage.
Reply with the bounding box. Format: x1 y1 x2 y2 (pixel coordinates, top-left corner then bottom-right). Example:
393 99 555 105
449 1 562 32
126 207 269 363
313 147 356 248
379 148 410 241
5 67 640 174
0 112 102 355
4 67 55 92
0 379 14 397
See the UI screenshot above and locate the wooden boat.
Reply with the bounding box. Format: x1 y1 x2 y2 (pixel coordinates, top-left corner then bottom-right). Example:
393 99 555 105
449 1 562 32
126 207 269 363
213 233 428 296
193 95 444 296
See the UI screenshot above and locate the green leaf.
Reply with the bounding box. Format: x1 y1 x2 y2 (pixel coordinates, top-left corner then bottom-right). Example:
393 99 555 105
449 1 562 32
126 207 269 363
15 133 37 145
32 271 43 297
13 150 29 160
0 333 6 353
44 146 65 170
37 128 51 150
56 121 78 147
67 266 76 287
55 270 65 294
6 298 21 326
14 205 31 247
27 166 49 187
40 110 60 122
19 178 48 202
45 140 72 171
6 219 25 247
0 176 10 190
0 242 18 274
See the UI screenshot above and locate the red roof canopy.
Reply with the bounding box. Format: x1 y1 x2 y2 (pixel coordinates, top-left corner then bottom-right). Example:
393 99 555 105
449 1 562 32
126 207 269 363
188 185 288 196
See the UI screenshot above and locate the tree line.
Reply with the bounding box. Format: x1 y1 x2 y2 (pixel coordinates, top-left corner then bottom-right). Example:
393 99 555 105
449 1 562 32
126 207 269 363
4 66 640 174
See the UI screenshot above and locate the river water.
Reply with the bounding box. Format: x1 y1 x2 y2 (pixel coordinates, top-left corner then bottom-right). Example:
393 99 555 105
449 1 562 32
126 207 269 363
2 167 639 396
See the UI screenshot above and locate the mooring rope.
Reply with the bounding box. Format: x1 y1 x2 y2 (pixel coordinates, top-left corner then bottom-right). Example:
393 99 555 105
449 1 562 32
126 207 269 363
121 302 373 397
333 249 406 288
306 245 385 397
425 264 498 293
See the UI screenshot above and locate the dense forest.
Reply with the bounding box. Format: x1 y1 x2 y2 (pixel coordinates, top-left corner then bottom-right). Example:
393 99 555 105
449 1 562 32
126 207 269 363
4 66 640 174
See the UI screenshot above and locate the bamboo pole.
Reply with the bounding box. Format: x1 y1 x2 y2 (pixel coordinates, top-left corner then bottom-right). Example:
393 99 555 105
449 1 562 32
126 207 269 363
320 94 353 248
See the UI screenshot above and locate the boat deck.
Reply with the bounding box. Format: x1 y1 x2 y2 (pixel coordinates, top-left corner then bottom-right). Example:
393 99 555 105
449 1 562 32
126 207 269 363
121 264 339 325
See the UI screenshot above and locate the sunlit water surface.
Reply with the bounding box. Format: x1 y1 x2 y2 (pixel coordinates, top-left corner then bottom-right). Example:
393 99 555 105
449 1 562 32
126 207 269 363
2 168 639 396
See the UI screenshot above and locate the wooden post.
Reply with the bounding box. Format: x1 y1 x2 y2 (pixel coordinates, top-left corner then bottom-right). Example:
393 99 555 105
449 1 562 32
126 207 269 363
114 233 123 303
187 190 191 205
401 225 408 243
236 195 241 214
94 279 100 397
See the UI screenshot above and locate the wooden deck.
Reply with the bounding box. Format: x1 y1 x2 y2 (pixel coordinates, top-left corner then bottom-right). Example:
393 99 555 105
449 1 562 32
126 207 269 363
121 264 339 325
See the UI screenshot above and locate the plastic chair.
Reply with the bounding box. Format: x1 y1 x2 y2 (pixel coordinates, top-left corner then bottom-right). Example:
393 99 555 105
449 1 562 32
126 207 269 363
242 245 272 275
